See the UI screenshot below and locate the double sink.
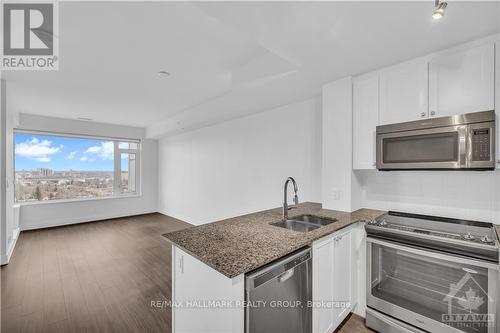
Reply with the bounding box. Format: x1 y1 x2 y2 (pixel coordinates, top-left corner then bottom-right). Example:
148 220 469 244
271 214 337 232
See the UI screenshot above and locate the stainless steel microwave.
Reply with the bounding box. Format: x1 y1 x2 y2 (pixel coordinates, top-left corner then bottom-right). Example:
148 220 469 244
376 110 496 170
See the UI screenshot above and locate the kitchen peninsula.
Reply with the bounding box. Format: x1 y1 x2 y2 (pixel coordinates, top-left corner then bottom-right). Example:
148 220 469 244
163 202 384 333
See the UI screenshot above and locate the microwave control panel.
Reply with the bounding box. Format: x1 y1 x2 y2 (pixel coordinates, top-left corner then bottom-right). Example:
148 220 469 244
471 128 491 161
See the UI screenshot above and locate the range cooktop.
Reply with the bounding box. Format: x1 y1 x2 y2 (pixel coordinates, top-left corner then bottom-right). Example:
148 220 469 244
366 211 500 263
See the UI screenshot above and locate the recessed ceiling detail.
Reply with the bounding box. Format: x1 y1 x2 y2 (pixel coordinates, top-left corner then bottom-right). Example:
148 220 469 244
3 1 499 136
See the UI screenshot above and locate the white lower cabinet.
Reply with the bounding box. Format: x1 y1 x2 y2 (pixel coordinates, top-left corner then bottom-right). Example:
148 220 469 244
332 228 355 325
172 246 244 333
312 225 357 333
312 234 336 333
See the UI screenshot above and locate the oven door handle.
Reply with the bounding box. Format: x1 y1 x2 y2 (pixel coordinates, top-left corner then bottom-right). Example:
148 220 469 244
367 237 500 270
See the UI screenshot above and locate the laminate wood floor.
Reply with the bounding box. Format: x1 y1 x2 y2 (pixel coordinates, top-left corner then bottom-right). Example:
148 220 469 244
336 314 374 333
1 213 373 333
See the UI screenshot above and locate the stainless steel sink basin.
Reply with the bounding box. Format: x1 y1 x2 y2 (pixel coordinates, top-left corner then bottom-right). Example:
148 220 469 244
271 215 338 232
293 215 337 226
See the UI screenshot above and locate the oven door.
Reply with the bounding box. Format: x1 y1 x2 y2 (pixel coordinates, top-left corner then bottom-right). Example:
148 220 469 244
376 125 468 169
367 237 499 333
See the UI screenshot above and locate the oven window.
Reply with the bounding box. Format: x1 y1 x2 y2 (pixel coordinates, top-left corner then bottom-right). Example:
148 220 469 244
371 244 491 333
383 132 458 164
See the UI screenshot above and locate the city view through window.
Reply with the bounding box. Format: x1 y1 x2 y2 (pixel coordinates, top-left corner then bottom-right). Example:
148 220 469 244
15 133 139 202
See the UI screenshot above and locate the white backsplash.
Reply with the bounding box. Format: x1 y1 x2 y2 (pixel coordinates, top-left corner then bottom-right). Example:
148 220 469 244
356 170 500 224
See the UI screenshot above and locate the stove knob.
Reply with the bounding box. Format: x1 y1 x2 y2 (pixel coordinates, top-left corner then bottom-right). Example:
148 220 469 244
463 232 475 241
379 219 387 227
481 235 493 243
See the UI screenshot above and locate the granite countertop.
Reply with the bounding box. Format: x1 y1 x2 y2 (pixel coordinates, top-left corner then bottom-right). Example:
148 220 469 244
162 202 385 278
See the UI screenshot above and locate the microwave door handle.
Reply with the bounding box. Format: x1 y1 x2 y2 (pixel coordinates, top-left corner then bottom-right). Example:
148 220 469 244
458 126 468 167
467 126 473 167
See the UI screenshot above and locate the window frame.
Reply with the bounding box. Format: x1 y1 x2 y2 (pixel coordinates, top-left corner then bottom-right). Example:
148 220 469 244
13 130 142 205
114 141 141 195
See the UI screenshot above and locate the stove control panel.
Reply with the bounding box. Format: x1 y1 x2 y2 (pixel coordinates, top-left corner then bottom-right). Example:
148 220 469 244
366 214 497 246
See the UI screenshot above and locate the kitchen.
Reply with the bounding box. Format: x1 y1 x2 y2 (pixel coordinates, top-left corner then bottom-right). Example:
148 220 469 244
1 1 500 333
162 10 500 333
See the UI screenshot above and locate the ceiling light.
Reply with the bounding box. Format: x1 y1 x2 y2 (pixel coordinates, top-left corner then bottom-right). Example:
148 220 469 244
432 0 447 19
158 71 171 77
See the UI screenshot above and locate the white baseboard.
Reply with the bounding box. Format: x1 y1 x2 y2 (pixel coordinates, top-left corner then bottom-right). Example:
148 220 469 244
20 209 158 231
1 227 20 265
157 209 193 224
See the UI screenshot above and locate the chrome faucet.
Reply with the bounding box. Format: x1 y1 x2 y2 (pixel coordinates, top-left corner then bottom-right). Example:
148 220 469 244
283 177 299 221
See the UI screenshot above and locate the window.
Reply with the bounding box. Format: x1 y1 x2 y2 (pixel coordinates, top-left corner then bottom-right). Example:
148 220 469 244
117 142 139 194
14 132 140 202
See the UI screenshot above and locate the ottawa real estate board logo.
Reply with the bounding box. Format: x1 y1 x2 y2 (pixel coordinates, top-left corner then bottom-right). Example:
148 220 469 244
1 1 59 70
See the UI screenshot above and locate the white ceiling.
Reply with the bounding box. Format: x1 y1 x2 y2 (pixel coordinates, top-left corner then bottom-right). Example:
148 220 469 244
3 1 499 137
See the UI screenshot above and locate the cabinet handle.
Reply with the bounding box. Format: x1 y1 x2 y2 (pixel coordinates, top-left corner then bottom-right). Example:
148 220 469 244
179 255 184 274
420 112 426 118
430 111 436 116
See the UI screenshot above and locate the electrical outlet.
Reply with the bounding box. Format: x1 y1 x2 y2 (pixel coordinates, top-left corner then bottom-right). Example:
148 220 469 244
332 189 340 200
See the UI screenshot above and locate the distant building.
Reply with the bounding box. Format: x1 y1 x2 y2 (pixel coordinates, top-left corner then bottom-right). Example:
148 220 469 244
37 168 54 177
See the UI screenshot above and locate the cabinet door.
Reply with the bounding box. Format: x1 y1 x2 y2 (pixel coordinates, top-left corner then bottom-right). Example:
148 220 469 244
333 229 353 326
172 246 244 333
379 60 428 124
429 43 495 118
312 236 335 333
496 40 500 170
353 72 379 170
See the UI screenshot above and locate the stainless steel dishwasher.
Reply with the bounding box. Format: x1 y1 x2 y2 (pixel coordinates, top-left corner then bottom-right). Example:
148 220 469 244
245 247 312 333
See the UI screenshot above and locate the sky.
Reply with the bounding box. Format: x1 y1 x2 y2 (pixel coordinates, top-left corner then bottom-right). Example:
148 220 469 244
14 134 128 171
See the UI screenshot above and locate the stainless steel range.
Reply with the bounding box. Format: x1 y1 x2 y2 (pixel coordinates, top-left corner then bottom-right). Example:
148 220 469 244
366 212 500 333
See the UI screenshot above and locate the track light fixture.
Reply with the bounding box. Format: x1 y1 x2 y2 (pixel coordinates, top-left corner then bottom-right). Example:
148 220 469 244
432 0 448 19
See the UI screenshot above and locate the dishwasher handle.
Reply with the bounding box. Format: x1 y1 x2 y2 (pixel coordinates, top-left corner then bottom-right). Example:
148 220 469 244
278 268 294 283
246 247 311 290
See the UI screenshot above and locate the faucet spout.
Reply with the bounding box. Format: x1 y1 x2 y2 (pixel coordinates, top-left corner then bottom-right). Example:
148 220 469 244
283 177 299 221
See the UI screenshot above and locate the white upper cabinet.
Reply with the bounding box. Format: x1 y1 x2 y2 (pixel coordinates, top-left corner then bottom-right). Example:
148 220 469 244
429 43 495 118
379 60 428 124
352 38 497 171
353 72 379 170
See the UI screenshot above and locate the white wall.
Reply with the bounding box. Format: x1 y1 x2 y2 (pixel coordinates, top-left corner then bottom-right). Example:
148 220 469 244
5 88 17 255
1 79 7 263
14 114 158 230
357 170 500 224
158 98 322 225
0 79 19 264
